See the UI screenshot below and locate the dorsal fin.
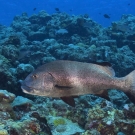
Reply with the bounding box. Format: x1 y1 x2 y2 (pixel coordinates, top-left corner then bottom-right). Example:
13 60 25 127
91 61 115 77
100 66 115 77
90 61 112 67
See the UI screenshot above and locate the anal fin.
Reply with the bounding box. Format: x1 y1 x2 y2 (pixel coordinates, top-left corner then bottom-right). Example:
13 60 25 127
96 90 110 101
61 97 75 107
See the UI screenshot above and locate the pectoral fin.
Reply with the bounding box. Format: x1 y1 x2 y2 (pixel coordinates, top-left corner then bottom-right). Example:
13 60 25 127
61 97 75 107
55 85 73 90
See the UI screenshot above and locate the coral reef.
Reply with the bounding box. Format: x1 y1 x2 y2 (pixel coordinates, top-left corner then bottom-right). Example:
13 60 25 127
47 116 84 135
84 103 135 135
0 10 135 134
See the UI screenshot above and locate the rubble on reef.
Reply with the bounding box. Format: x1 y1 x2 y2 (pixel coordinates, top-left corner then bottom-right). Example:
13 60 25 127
1 90 135 135
0 10 135 134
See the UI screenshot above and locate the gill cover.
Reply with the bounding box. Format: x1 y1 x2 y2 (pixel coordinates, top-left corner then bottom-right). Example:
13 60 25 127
43 72 56 92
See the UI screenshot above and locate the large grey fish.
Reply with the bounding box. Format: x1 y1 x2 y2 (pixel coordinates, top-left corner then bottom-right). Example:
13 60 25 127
21 60 135 106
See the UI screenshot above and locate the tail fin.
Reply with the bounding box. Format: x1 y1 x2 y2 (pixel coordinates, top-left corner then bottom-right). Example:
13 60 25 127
124 70 135 104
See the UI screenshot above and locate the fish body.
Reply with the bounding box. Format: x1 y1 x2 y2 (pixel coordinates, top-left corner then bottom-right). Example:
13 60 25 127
21 60 135 106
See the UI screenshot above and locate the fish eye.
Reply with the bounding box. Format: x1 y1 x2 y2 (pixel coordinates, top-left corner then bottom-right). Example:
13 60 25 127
32 74 38 79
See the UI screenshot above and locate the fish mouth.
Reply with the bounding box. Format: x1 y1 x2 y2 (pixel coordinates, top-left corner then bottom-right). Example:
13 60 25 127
21 85 34 94
21 85 41 96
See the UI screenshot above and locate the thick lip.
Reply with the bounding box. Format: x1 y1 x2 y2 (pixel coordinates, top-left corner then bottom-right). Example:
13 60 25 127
21 85 33 94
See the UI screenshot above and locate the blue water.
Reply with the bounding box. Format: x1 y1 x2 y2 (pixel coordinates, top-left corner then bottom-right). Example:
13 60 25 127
0 0 135 27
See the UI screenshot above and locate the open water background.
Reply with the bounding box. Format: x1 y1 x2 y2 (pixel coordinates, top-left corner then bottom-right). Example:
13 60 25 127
0 0 135 27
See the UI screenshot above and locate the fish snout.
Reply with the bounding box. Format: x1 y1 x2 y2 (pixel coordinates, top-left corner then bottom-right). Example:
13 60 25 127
21 80 34 94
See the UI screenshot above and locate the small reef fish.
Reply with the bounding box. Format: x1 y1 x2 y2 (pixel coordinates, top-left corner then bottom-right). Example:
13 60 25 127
104 14 110 19
33 8 37 11
21 60 135 107
55 8 60 13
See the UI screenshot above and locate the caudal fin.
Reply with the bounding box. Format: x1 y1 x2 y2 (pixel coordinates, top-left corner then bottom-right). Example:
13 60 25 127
124 70 135 104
